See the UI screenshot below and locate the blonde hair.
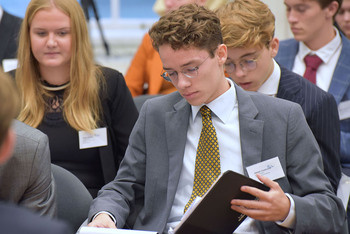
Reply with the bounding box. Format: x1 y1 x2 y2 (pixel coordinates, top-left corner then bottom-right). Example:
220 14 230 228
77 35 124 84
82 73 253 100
216 0 275 49
16 0 103 132
0 70 19 146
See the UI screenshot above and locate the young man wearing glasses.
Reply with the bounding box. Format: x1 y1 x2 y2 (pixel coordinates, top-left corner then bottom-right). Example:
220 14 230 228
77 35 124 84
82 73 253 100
88 4 346 233
217 0 341 194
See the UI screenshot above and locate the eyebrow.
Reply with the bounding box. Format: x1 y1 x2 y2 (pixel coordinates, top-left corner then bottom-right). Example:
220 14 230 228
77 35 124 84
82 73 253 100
31 27 71 31
163 58 202 70
227 51 257 61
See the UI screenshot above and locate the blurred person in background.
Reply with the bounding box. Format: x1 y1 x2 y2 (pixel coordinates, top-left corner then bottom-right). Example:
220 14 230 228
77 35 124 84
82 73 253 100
336 0 350 38
0 5 22 70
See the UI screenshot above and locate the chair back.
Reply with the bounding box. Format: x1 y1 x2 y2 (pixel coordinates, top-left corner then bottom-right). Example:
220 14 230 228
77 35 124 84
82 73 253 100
133 94 161 111
51 164 93 232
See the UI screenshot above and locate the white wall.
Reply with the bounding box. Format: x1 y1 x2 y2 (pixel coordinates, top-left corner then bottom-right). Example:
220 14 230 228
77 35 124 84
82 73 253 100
261 0 293 40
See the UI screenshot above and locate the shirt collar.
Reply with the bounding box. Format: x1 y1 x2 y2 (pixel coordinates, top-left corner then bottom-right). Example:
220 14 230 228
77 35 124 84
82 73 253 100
257 59 281 97
299 27 342 64
191 78 237 124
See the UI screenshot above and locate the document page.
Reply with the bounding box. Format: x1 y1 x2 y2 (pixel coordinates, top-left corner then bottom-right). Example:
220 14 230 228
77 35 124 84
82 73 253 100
79 226 158 234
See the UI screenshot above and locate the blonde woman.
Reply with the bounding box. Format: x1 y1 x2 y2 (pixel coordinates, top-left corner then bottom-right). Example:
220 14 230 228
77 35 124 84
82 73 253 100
15 0 138 197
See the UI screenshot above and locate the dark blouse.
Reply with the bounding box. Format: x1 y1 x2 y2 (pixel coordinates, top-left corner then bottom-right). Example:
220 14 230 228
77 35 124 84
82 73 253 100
37 67 139 198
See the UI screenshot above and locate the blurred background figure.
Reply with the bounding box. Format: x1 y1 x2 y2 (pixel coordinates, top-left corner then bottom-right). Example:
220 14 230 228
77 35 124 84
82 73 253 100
14 0 138 198
124 0 228 97
336 0 350 39
0 5 22 71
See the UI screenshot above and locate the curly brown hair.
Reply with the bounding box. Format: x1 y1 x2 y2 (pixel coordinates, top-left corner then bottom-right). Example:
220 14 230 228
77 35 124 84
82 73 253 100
149 4 223 58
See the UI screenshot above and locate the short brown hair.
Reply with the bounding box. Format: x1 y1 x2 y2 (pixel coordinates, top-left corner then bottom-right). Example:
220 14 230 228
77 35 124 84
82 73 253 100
217 0 275 49
0 70 19 146
149 3 223 57
318 0 343 18
318 0 343 10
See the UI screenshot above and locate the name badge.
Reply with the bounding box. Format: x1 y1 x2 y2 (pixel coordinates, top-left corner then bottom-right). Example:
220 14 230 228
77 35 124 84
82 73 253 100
338 100 350 121
246 156 285 182
79 127 108 149
2 58 18 72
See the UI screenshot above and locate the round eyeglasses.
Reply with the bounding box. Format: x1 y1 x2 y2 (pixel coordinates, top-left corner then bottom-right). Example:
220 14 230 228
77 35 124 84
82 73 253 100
161 56 210 82
224 51 263 74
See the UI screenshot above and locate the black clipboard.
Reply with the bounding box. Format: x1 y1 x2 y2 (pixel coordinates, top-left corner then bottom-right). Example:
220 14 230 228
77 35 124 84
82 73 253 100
173 170 269 234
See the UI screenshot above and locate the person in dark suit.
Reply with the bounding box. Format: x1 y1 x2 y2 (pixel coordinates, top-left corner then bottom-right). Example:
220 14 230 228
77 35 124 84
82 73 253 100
275 1 350 229
87 4 347 233
0 71 73 234
275 0 350 176
0 6 22 65
217 0 341 193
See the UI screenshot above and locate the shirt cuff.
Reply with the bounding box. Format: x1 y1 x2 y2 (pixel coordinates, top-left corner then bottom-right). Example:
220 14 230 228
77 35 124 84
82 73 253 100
92 211 117 224
275 193 296 229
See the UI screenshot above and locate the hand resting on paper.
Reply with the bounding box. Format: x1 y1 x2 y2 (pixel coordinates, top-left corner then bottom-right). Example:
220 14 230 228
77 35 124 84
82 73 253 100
88 213 117 229
230 174 290 222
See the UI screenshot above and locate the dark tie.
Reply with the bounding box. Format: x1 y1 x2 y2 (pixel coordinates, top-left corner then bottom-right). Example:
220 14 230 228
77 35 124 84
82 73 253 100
184 105 221 213
303 54 323 84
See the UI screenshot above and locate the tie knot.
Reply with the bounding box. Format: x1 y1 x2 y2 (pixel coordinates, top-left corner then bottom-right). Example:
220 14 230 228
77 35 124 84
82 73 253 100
304 54 323 70
200 105 211 118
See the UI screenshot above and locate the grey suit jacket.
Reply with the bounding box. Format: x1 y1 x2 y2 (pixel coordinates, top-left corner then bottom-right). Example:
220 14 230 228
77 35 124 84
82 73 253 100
89 85 347 233
0 120 56 217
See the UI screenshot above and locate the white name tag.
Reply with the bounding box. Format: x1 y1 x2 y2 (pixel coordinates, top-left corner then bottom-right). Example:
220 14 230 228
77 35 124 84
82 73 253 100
338 100 350 121
78 127 108 149
2 58 18 72
246 156 285 182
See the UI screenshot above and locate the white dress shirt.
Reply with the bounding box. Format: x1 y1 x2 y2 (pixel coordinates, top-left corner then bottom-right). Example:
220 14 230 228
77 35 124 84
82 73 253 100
166 78 295 233
257 59 281 97
292 27 342 91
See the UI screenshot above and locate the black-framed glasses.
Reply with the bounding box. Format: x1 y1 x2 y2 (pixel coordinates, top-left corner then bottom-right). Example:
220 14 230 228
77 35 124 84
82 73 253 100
161 56 210 82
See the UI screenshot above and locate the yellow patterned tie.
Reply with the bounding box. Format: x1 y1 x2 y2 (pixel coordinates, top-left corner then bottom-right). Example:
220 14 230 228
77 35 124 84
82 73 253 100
184 105 221 213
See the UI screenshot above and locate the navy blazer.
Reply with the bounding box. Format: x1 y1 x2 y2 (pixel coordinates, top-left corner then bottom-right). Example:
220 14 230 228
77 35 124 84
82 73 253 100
0 10 22 62
277 65 341 192
276 33 350 172
0 201 73 234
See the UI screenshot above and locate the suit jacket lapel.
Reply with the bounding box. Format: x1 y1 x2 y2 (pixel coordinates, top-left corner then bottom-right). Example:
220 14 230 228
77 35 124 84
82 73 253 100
328 33 350 104
276 39 299 70
165 98 190 211
235 85 264 176
277 66 304 105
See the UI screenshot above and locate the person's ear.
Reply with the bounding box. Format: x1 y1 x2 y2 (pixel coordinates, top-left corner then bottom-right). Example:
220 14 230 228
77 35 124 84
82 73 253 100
325 1 339 19
270 37 280 58
0 129 15 165
216 44 227 66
